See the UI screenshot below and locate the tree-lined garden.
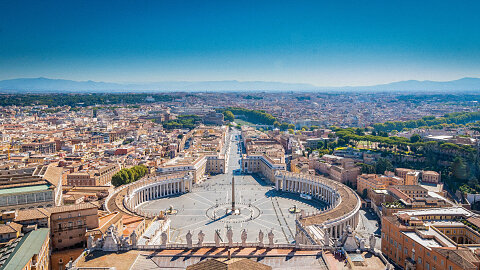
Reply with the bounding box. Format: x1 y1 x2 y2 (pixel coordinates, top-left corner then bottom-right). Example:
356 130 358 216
0 93 176 107
372 111 480 132
111 165 148 187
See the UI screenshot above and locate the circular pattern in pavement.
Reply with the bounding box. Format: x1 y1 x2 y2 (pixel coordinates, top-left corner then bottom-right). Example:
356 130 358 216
205 202 261 223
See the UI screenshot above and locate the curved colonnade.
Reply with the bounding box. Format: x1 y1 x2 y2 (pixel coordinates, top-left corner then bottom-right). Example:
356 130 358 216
275 171 361 242
123 170 360 245
124 173 193 215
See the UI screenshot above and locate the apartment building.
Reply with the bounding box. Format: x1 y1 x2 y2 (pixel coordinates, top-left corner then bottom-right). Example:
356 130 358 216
157 126 227 183
0 168 56 213
357 172 404 196
382 208 480 270
395 168 441 185
241 127 286 183
0 228 50 270
66 163 119 186
313 155 360 186
383 185 451 216
0 222 22 242
48 203 99 250
423 171 441 184
20 140 56 154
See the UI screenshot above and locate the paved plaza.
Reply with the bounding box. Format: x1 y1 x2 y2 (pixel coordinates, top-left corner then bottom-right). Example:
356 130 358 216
138 130 326 244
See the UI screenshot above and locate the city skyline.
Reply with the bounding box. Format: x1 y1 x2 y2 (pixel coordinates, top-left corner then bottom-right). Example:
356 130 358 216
2 1 480 269
1 0 480 86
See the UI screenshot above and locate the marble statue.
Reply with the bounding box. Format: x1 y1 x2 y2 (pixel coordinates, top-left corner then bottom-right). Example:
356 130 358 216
87 235 94 250
241 229 247 246
360 238 365 250
226 228 233 246
95 238 102 249
120 236 128 248
102 225 120 252
342 225 363 252
67 260 73 269
197 230 205 247
268 230 274 248
130 230 137 248
323 226 330 247
186 231 193 248
214 230 221 247
258 230 264 247
369 234 376 250
161 232 168 247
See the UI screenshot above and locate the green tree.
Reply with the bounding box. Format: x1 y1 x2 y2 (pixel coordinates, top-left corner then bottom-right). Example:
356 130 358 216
468 177 479 188
359 163 375 174
120 170 130 184
223 110 235 122
355 128 365 136
410 134 422 143
111 165 148 187
375 158 393 174
279 122 289 131
452 156 468 181
111 174 124 187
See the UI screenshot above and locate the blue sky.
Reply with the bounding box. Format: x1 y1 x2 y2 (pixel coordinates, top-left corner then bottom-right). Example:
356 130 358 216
0 0 479 86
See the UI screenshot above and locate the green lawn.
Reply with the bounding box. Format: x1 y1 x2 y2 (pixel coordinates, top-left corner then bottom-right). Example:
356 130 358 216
234 119 256 126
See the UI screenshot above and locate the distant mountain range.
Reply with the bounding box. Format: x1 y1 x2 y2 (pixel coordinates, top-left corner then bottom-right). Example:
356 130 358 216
335 77 480 92
0 77 480 93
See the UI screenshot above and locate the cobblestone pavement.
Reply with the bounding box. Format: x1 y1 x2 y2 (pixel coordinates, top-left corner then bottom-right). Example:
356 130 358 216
355 208 381 250
138 129 326 244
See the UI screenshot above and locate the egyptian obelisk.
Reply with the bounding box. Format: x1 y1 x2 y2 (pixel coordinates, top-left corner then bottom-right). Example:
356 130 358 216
231 176 235 212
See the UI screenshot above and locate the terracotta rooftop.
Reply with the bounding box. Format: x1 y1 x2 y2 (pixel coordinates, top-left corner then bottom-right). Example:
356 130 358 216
300 175 360 226
433 247 480 269
14 209 50 222
46 202 98 214
0 223 22 235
